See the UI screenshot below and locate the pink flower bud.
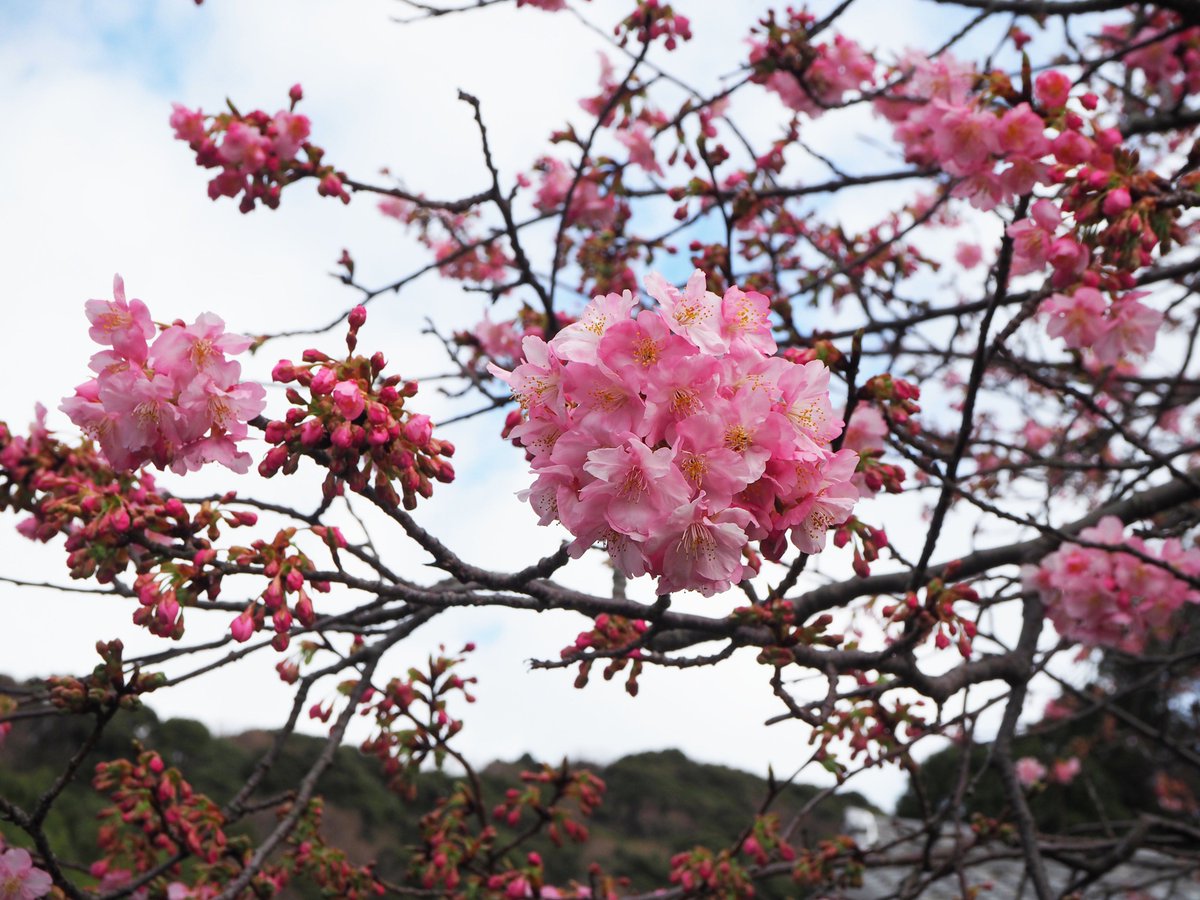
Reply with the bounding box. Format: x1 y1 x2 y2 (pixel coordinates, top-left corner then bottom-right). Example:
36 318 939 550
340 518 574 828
289 83 304 103
1034 70 1071 109
1102 187 1131 217
263 577 284 610
264 420 290 443
403 414 433 447
349 305 367 328
272 359 297 382
157 595 180 627
310 367 337 395
230 610 255 642
294 591 315 626
332 380 366 420
299 418 325 446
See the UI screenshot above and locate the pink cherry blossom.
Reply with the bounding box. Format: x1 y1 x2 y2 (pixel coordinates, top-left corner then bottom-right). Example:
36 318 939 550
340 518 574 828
1042 287 1109 351
1052 757 1082 785
1015 757 1047 787
0 848 52 900
644 269 727 355
551 290 639 366
1092 293 1162 366
616 123 663 176
62 276 266 474
954 242 983 268
1006 199 1061 276
500 269 858 594
1025 516 1200 652
1034 70 1072 109
650 498 753 597
84 275 155 364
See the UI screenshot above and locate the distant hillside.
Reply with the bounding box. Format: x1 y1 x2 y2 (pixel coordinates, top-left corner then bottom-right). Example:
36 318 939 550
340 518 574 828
0 686 871 895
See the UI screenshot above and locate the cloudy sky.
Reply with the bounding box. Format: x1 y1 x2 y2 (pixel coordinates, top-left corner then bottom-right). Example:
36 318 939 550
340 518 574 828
0 0 1046 811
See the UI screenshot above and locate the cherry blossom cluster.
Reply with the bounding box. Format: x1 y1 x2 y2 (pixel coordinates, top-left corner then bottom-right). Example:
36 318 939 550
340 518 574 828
93 749 235 892
284 799 385 900
1024 515 1200 652
61 276 266 475
531 157 621 230
616 0 692 52
750 9 876 118
170 84 350 213
359 647 477 800
1041 286 1162 366
1101 11 1200 105
880 577 979 658
226 526 337 651
562 612 650 695
46 641 165 715
2 412 257 641
877 53 1130 222
1015 755 1082 788
379 197 515 285
264 306 455 510
493 269 859 596
91 749 372 898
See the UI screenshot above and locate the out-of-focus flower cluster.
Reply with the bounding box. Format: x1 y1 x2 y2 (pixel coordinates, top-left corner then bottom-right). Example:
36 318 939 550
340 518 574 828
750 9 876 118
170 84 349 213
1024 515 1200 652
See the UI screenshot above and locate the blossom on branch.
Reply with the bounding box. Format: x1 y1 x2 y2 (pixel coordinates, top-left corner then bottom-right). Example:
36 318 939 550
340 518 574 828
61 276 265 475
494 269 858 596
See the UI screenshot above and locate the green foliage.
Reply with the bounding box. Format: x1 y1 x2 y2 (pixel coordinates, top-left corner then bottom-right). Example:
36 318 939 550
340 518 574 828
0 698 869 892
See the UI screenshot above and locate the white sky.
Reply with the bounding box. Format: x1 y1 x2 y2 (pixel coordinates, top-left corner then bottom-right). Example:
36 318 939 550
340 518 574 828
0 0 1071 813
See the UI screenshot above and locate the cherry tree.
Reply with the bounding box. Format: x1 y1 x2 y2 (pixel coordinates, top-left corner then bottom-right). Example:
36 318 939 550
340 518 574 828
3 0 1200 897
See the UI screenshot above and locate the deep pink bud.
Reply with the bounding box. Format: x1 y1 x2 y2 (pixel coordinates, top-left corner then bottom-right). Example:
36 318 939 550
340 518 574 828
299 418 325 446
349 305 367 328
294 590 315 626
1102 187 1131 217
1034 70 1071 109
230 610 255 642
157 595 180 626
272 359 297 382
403 414 433 447
289 83 304 103
263 577 284 610
310 367 337 395
1095 127 1122 152
330 422 354 449
332 380 365 420
264 420 290 443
